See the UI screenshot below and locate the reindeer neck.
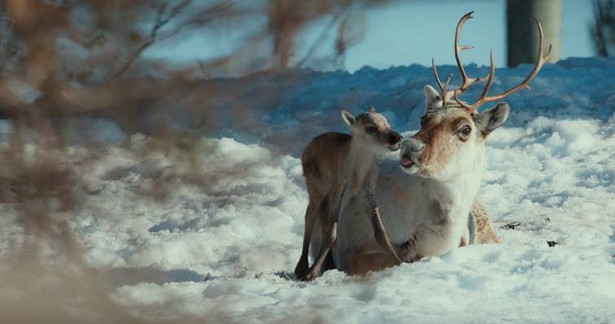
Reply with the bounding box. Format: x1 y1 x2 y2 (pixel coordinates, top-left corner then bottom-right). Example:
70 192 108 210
423 159 485 219
347 136 378 185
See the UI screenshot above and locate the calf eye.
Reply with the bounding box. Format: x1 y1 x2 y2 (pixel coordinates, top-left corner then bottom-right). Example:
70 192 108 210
366 126 377 134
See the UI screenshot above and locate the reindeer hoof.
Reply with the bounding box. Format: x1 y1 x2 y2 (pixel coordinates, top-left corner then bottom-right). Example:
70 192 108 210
298 268 321 282
294 261 309 279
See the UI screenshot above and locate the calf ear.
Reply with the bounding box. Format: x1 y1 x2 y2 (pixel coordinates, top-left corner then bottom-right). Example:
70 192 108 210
475 102 510 137
423 85 441 111
341 110 356 128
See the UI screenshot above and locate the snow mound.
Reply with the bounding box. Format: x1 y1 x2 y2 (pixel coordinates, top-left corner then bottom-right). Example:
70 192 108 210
2 57 615 322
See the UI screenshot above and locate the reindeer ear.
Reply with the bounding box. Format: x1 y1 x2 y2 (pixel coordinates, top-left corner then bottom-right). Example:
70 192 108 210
341 110 356 128
475 102 510 137
423 85 441 111
368 106 376 113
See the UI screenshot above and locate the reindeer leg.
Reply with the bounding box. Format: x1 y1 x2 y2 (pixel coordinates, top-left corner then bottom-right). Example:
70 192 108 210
365 192 403 264
395 233 422 263
303 221 337 281
303 187 346 281
294 201 319 279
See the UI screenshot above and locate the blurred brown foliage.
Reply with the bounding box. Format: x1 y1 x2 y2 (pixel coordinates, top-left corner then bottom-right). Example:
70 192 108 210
0 0 387 322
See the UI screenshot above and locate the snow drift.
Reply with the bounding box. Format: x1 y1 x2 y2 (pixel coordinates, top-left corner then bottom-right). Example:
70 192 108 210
1 57 615 323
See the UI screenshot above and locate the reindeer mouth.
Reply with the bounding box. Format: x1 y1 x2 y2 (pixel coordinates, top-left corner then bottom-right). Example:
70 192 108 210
400 156 415 168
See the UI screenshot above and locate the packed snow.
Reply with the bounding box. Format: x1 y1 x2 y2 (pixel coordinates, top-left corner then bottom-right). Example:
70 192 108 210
2 57 615 323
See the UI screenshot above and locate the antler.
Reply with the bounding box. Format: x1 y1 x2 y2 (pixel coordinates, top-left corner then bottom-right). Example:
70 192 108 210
431 58 451 106
451 13 552 112
452 11 486 96
431 11 485 107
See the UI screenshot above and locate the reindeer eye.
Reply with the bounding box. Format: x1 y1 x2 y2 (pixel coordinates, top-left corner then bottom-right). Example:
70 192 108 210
366 126 377 134
460 125 472 137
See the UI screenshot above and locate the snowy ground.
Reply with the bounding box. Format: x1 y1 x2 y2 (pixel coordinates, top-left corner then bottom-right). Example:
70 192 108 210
2 57 615 323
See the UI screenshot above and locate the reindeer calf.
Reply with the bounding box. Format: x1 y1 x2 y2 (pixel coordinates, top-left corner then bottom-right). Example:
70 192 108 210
294 106 402 281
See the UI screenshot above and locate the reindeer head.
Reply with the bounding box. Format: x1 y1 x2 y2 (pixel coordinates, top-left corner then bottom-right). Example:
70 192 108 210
400 11 551 180
342 106 402 152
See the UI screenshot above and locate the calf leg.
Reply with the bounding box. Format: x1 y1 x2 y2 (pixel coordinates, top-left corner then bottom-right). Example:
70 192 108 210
302 188 345 281
294 201 319 278
303 220 337 281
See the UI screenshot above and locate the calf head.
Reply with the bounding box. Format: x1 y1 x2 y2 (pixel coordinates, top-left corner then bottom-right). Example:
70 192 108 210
342 106 402 152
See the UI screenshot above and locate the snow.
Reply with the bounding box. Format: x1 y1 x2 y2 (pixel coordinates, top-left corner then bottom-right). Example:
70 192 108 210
2 57 615 323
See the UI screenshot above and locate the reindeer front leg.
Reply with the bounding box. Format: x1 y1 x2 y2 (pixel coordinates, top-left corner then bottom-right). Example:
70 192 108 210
395 233 422 263
365 192 403 264
363 165 403 264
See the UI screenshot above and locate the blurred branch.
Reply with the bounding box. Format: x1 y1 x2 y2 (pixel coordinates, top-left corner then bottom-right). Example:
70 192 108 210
334 9 366 69
297 10 346 67
112 0 191 79
0 0 397 321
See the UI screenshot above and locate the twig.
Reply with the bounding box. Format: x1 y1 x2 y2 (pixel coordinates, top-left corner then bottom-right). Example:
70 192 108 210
297 10 346 67
112 0 191 80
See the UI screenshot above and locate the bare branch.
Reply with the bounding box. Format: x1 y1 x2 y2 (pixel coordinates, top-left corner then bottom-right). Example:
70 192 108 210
112 0 191 80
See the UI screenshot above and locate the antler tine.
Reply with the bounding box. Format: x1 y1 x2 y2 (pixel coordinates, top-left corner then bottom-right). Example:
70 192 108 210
477 15 551 105
468 51 496 112
442 74 452 106
432 59 453 106
453 88 473 110
454 11 480 93
432 58 445 92
443 74 452 93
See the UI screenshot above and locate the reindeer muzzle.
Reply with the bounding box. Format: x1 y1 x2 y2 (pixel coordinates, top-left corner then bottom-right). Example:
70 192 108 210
387 132 403 151
400 138 425 169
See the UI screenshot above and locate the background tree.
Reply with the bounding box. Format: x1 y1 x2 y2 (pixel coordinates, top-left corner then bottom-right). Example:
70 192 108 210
507 0 561 67
591 0 615 56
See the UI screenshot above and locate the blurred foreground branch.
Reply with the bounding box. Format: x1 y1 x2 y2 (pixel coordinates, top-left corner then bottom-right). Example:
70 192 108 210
0 0 391 321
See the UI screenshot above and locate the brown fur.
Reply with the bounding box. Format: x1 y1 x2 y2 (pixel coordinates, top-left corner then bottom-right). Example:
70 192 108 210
296 133 350 281
349 247 399 276
302 133 352 197
413 111 473 176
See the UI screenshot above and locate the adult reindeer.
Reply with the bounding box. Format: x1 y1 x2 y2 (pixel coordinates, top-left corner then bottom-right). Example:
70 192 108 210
325 11 551 274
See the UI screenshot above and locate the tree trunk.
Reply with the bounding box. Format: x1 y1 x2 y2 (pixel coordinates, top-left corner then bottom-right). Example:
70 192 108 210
507 0 561 67
268 0 300 69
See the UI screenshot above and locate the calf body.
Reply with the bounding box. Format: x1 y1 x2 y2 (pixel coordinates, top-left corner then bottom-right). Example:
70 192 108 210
295 107 401 281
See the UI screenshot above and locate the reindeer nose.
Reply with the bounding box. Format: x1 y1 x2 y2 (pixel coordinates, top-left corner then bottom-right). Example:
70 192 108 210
406 138 425 154
388 132 402 145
